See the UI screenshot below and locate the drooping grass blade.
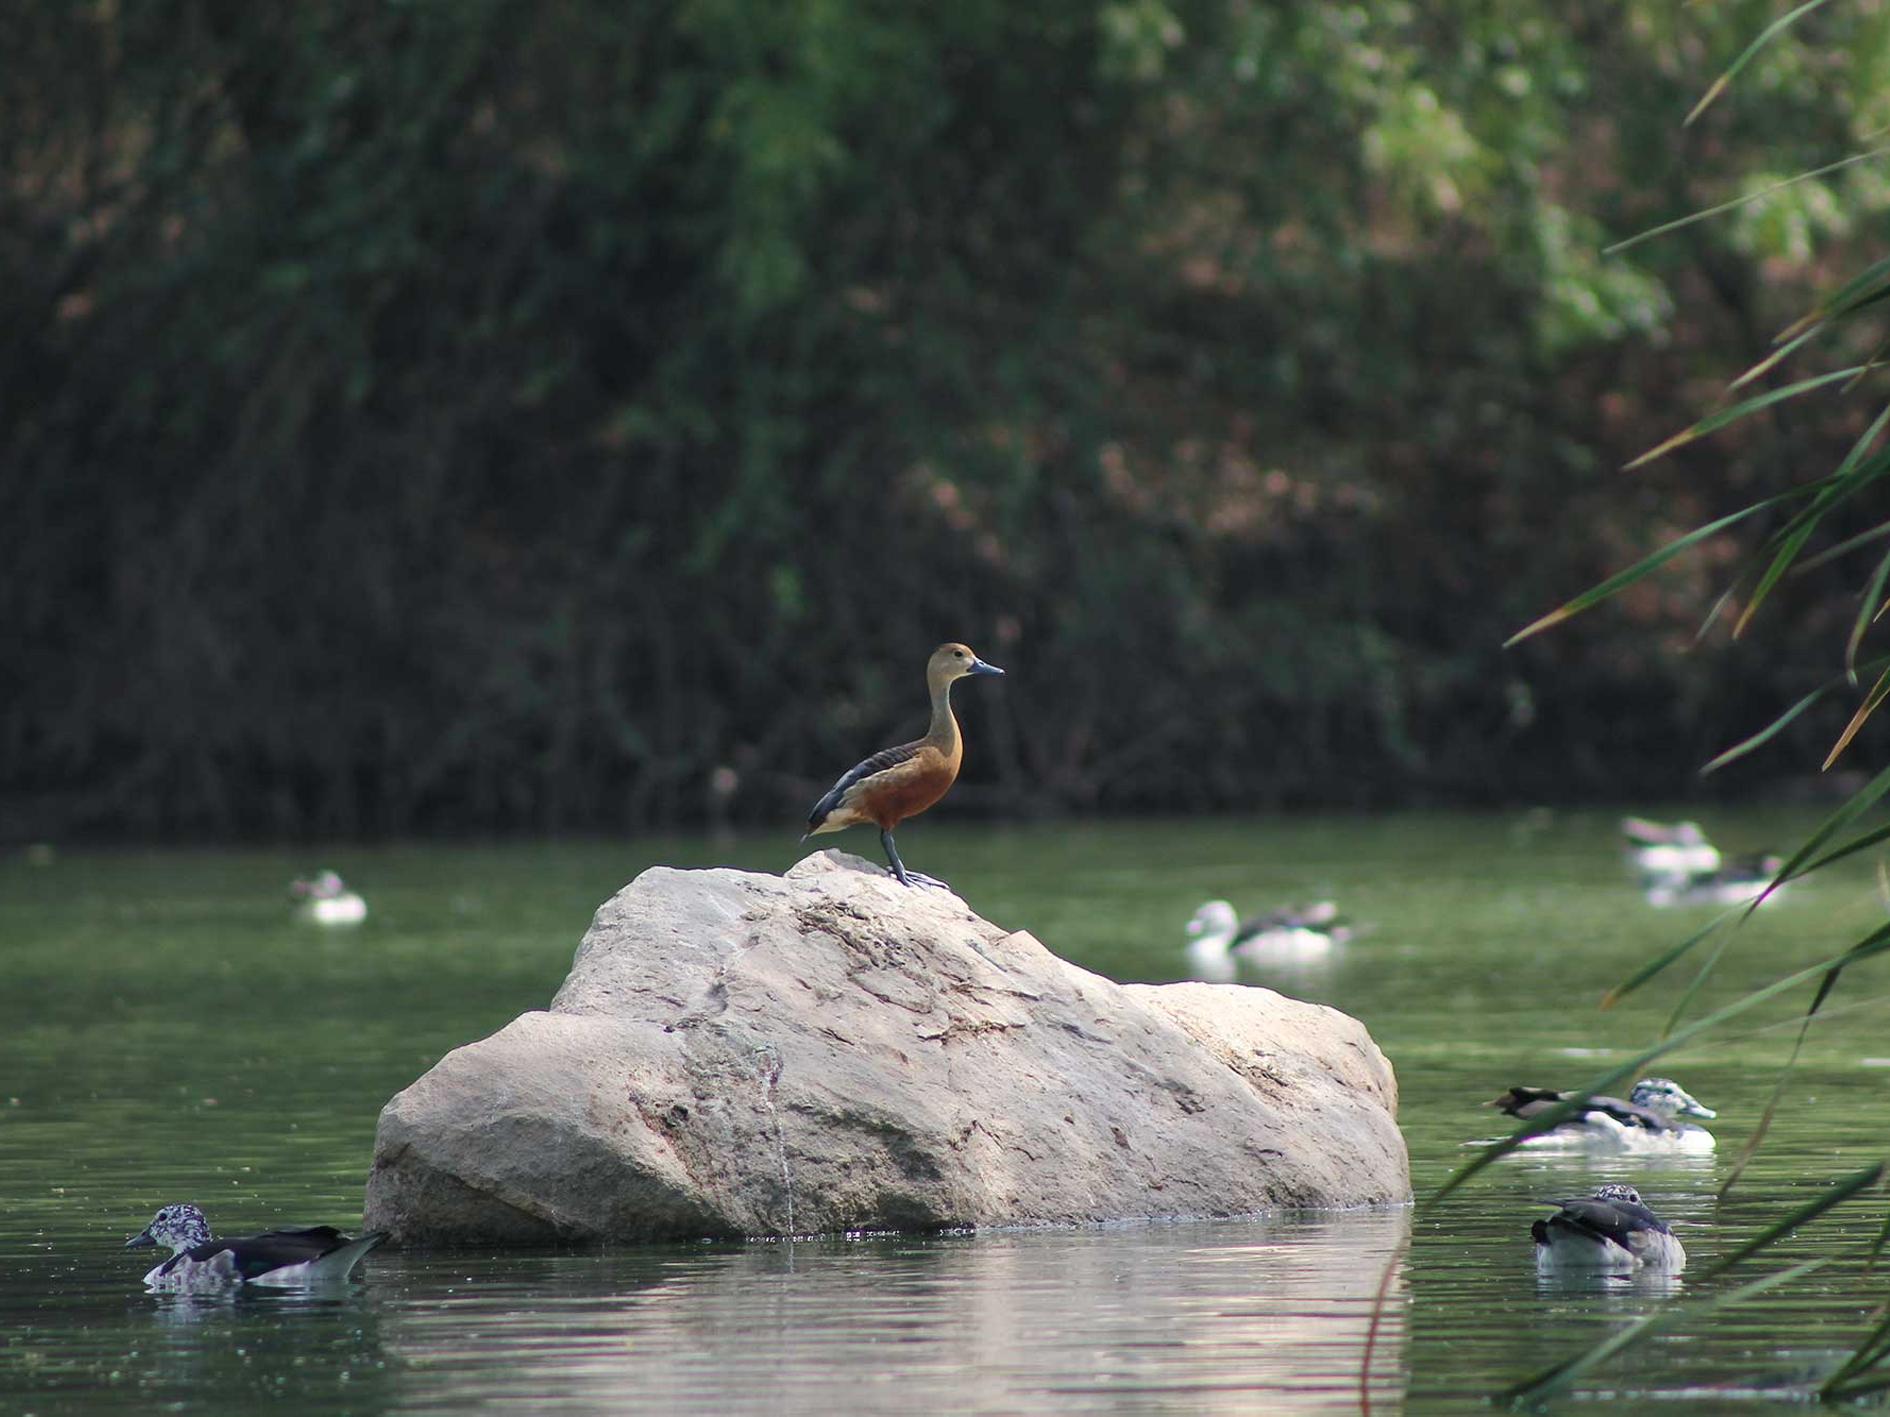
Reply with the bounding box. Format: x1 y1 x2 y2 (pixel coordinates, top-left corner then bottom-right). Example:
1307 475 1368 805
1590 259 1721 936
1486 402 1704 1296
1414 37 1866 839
1730 318 1825 391
1825 1329 1890 1401
1846 545 1890 678
1704 654 1890 772
1506 496 1795 645
1824 663 1890 769
1709 1162 1884 1269
1713 1004 1832 1203
1662 927 1736 1037
1704 687 1836 772
1735 443 1890 636
1497 1260 1828 1409
1795 519 1890 576
1743 763 1890 919
1795 820 1890 877
1865 1208 1890 1276
1626 366 1872 469
1602 911 1733 1009
1605 149 1890 257
1683 0 1837 126
1811 251 1890 326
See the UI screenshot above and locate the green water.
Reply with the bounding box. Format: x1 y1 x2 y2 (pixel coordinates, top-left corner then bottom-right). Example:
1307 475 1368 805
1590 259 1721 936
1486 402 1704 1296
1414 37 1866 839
3 809 1889 1413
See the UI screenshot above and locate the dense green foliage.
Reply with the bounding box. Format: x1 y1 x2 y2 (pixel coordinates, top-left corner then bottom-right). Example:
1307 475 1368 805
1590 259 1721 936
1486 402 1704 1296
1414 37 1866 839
3 1 1887 837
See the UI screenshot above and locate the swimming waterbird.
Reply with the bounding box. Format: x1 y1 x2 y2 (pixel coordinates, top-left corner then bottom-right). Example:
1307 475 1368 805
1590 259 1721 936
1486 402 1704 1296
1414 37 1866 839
289 870 367 925
1488 1077 1717 1153
1184 899 1351 980
1644 852 1785 908
125 1203 388 1292
1621 814 1724 882
1531 1183 1686 1273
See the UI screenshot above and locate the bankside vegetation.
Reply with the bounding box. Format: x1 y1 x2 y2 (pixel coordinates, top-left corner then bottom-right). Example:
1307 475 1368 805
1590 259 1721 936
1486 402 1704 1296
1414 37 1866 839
3 3 1886 837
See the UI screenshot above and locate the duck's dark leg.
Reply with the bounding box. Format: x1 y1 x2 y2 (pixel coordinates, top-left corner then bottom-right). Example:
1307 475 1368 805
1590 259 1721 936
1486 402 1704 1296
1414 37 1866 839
880 828 946 889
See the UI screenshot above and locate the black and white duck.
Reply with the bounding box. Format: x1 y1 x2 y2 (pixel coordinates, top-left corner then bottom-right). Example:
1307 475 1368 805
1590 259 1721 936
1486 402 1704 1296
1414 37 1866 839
289 870 368 925
1532 1183 1686 1273
1644 852 1785 908
125 1203 387 1292
1184 899 1353 980
1620 817 1721 883
1487 1076 1717 1153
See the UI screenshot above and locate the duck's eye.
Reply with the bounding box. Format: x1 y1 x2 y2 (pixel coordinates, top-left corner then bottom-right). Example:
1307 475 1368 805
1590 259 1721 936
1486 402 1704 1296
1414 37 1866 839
954 650 965 658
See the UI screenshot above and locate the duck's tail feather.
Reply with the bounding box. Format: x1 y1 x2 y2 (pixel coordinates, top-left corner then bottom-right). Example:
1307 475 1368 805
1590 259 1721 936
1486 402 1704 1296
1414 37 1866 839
309 1230 389 1282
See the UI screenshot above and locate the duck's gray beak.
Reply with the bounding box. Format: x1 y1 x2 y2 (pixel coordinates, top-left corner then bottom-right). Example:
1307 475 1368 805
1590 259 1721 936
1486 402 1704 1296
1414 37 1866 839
968 658 1004 676
1684 1099 1717 1120
124 1228 156 1250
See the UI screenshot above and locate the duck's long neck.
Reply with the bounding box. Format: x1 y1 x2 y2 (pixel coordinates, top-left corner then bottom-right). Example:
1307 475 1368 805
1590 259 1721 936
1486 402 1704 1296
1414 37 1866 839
925 676 961 757
1196 924 1235 953
1189 931 1232 962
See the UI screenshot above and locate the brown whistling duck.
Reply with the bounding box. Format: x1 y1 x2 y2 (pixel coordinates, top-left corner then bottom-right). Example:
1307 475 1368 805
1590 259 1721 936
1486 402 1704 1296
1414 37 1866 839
802 642 1004 888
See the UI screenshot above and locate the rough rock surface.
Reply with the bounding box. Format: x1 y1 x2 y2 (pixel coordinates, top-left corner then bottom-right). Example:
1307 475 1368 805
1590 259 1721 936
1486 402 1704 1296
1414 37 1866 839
363 852 1409 1242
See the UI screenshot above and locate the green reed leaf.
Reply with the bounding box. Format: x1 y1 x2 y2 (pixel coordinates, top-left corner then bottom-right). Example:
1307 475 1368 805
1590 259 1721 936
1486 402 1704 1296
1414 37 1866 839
1745 763 1890 919
1795 520 1890 576
1498 1260 1828 1409
1663 928 1735 1037
1709 1163 1885 1270
1847 546 1890 678
1705 655 1890 771
1626 367 1872 469
1602 913 1731 1008
1506 499 1787 645
1824 664 1890 769
1683 0 1836 126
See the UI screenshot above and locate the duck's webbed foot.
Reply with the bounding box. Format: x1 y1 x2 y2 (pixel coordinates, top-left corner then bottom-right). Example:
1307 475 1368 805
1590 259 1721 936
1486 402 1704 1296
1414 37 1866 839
880 829 947 889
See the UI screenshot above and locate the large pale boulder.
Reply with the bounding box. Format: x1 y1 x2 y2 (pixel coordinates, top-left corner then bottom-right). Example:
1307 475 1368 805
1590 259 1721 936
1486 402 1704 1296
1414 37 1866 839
363 852 1408 1242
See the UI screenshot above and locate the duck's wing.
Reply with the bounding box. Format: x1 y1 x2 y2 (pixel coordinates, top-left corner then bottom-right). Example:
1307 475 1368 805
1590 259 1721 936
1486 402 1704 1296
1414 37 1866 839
1584 1094 1678 1132
806 739 923 831
1540 1195 1663 1248
1620 816 1674 845
170 1226 362 1281
1490 1086 1672 1132
1488 1086 1564 1119
1232 907 1295 940
1233 902 1335 941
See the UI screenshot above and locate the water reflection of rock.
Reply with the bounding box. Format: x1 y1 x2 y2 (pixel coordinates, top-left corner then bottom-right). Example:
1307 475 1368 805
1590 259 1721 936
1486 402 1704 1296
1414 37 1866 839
376 1210 1412 1413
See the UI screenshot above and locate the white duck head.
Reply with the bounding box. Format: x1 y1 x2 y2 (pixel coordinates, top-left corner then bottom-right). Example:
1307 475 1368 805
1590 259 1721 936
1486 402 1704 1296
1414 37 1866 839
1628 1077 1716 1121
1183 900 1240 980
126 1203 213 1254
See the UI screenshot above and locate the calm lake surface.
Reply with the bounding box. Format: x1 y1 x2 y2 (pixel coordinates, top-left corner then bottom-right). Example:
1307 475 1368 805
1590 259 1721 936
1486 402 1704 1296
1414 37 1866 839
4 808 1889 1413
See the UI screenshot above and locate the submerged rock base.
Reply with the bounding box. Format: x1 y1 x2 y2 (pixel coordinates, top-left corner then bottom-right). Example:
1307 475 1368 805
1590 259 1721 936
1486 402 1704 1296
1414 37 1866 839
363 851 1409 1242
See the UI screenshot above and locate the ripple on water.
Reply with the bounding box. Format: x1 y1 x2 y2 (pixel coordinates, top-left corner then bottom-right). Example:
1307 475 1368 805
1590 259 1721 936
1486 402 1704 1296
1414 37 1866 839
3 818 1886 1414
